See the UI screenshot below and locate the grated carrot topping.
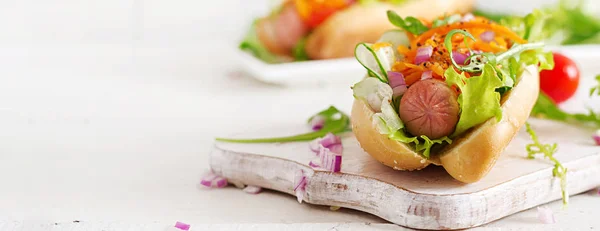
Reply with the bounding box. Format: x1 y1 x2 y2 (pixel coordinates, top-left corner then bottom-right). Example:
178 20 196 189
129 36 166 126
391 15 525 86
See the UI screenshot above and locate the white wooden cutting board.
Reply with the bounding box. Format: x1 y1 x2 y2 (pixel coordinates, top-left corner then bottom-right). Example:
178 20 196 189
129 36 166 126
209 118 600 230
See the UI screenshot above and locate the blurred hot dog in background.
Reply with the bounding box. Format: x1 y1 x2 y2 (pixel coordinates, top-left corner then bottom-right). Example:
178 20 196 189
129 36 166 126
241 0 475 63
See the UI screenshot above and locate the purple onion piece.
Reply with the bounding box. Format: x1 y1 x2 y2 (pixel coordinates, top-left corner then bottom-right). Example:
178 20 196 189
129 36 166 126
414 46 433 64
319 133 341 148
309 115 325 131
593 134 600 145
328 143 343 154
215 177 228 188
479 31 495 43
392 85 408 98
387 71 406 88
452 51 469 65
200 173 218 187
174 221 191 231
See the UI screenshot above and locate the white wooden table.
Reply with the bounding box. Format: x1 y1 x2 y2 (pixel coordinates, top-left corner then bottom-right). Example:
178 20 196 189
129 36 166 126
0 0 598 230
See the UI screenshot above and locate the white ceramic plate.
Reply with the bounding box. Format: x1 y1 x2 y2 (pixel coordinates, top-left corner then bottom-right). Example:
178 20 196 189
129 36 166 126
237 45 600 86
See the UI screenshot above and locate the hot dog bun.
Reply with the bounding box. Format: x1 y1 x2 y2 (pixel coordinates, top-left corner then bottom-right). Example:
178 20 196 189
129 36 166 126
305 0 476 60
351 65 539 183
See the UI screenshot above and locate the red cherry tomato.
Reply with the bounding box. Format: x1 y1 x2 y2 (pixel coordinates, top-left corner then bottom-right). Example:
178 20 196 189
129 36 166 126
539 52 580 104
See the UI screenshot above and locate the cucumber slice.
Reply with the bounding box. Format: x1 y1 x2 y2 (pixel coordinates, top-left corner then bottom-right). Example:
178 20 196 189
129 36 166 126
377 29 410 59
354 43 395 82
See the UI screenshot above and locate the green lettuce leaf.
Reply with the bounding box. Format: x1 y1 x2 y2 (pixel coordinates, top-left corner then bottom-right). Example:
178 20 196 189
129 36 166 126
476 0 600 45
386 10 429 35
239 20 289 64
376 110 451 159
292 37 309 61
500 9 549 42
445 63 504 137
519 49 555 71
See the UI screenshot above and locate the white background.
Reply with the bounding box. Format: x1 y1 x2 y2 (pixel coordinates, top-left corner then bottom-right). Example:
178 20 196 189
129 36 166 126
0 0 598 230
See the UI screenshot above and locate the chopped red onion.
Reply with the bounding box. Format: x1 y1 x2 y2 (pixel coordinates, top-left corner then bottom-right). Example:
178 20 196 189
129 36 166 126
537 206 556 224
388 71 407 98
597 187 600 195
174 221 190 231
452 51 469 65
243 185 262 194
308 146 343 172
309 133 342 154
392 85 407 98
200 172 228 188
387 71 406 88
461 13 475 22
414 46 433 64
320 150 342 172
328 143 343 154
308 134 343 172
294 169 307 203
421 70 433 80
479 31 495 43
308 161 320 168
309 115 325 131
593 130 600 145
309 138 321 152
320 133 341 148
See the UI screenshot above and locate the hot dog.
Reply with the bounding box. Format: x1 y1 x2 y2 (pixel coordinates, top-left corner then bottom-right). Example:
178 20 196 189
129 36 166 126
399 79 459 139
240 0 476 63
350 11 553 182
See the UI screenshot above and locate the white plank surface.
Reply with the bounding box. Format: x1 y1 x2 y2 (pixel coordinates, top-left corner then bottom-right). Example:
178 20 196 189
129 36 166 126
211 118 600 229
0 0 598 230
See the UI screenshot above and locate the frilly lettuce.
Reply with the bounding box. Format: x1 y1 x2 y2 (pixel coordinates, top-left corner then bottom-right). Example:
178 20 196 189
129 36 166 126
445 63 503 137
477 0 600 45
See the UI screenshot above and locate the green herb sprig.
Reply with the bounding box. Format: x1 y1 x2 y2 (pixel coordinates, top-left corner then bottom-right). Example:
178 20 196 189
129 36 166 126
525 122 568 205
386 11 429 35
589 74 600 96
215 106 350 143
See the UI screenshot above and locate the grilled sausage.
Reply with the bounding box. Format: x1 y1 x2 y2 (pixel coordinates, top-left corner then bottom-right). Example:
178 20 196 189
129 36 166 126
399 79 460 139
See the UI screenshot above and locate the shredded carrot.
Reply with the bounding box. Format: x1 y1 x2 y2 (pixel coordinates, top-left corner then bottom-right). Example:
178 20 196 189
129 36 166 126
405 71 422 85
431 63 445 76
390 15 526 87
411 21 527 49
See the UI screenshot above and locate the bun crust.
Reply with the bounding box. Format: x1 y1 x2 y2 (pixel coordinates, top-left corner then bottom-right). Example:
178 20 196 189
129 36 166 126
350 65 539 183
305 0 476 60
